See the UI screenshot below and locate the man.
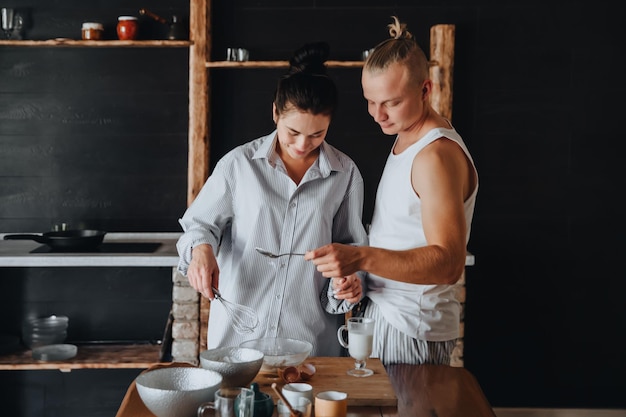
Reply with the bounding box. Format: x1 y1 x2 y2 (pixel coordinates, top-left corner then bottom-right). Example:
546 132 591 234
305 17 478 365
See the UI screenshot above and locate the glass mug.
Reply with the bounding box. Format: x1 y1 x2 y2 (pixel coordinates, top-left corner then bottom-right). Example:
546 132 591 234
337 317 375 377
197 387 254 417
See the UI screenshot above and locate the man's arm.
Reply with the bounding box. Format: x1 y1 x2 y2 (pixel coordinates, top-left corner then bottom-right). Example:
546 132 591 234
306 138 472 286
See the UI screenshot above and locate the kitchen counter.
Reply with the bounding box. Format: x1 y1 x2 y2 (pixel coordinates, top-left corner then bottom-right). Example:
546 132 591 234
0 232 181 267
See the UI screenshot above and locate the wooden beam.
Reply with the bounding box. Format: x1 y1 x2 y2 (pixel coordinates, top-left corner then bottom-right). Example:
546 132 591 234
429 24 455 121
188 0 209 206
188 0 211 356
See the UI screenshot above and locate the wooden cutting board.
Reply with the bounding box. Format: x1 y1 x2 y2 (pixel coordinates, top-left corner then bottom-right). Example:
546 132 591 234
253 356 397 407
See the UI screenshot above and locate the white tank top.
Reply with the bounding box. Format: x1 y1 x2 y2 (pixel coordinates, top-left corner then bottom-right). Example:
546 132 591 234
367 127 478 341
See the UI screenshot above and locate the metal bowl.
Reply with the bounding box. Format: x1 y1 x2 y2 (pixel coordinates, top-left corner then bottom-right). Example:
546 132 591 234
239 337 313 373
135 367 222 417
199 346 264 388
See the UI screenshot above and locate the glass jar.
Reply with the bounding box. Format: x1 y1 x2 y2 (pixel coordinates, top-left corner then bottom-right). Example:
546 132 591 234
81 22 104 40
117 16 138 40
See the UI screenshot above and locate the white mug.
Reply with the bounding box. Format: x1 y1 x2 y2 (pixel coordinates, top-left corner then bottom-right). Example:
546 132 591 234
281 382 313 405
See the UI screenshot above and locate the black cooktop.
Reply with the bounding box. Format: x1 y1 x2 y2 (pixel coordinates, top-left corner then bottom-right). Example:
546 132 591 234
30 242 162 254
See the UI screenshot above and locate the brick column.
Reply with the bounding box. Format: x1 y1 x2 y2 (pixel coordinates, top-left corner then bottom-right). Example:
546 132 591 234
171 269 200 365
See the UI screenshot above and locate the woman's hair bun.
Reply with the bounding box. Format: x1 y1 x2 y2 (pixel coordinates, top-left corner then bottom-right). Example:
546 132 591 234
288 41 330 75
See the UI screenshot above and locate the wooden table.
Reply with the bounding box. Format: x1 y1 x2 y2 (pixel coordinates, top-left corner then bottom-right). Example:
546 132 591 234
115 358 495 417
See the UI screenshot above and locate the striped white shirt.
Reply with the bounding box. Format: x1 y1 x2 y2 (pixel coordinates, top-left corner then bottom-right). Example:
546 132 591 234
177 131 368 356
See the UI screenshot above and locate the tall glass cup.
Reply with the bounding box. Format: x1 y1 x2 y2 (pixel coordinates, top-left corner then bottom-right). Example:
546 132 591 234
337 317 375 377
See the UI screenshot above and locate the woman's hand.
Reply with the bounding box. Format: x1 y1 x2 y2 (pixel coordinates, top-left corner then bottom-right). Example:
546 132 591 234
186 244 219 299
331 274 363 304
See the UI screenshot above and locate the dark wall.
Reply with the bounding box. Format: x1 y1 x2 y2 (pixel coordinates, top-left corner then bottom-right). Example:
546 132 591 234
208 0 626 410
1 0 625 414
0 0 189 233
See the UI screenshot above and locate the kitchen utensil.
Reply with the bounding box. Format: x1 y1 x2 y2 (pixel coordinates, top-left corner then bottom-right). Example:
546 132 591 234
139 7 166 23
255 247 305 258
3 229 106 250
199 346 264 388
211 287 259 334
136 367 222 417
272 382 302 417
139 8 186 40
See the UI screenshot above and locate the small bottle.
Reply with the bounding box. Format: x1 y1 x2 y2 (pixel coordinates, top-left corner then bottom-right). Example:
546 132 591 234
81 22 104 40
117 16 138 40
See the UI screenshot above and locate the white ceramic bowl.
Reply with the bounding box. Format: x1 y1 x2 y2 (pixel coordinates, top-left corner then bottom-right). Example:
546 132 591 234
239 337 313 373
199 346 264 388
135 367 222 417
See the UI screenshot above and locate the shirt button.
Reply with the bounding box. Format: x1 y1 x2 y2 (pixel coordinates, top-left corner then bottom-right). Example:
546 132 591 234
276 294 281 299
290 203 296 208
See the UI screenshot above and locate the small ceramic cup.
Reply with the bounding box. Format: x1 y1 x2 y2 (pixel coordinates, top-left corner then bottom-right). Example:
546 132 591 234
315 390 348 417
281 382 313 405
277 397 312 417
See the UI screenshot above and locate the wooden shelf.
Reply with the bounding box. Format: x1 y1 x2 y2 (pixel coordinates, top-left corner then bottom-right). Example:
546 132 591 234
0 39 192 47
0 344 165 371
206 60 364 68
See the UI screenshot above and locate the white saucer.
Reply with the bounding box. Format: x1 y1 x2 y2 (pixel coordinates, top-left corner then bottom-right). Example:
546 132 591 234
32 344 77 361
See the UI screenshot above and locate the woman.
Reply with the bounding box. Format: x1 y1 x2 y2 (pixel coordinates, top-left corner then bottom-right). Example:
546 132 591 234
176 42 368 356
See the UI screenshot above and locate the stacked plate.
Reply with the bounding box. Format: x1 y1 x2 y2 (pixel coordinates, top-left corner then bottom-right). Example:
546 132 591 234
22 315 69 349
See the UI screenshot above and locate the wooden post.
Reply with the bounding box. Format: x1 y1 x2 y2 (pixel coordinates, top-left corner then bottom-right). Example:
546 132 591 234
429 24 455 121
188 0 211 356
188 0 209 206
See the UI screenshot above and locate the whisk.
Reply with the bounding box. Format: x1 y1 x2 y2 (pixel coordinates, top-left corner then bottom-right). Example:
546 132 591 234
211 287 259 334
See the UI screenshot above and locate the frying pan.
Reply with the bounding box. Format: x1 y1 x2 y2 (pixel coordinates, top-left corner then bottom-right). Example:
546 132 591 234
3 229 106 250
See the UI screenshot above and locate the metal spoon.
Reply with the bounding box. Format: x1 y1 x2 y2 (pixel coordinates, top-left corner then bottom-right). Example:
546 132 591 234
255 247 306 258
